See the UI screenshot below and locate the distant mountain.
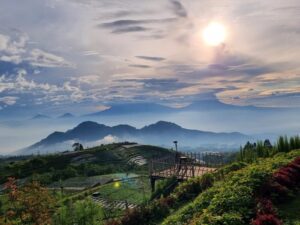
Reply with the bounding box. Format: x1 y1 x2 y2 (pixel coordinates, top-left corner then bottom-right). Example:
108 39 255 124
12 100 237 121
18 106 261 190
181 99 281 112
83 100 286 118
31 114 51 120
183 100 245 111
85 103 175 116
19 121 250 155
58 113 75 119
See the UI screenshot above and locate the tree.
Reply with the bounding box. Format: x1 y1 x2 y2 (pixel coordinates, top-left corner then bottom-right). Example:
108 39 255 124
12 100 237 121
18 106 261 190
72 143 84 151
4 177 55 225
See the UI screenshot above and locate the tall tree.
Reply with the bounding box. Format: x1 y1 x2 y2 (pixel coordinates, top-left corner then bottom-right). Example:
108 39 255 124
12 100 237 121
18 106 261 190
72 143 84 151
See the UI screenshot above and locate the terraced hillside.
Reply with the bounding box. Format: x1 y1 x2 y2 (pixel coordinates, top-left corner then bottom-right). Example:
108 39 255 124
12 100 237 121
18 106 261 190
0 143 174 187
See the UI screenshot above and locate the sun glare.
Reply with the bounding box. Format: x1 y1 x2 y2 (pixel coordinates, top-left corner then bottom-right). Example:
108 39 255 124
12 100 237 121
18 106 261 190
202 22 226 46
114 181 121 188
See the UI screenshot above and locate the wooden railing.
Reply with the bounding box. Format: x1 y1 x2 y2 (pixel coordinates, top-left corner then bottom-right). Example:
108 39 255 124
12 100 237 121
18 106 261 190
149 152 224 180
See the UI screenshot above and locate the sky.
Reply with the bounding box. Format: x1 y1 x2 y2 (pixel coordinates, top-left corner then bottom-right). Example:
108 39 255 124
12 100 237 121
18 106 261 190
0 0 300 153
0 0 300 154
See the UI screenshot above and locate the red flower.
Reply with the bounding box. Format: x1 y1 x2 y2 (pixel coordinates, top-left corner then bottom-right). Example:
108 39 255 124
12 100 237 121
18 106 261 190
251 214 282 225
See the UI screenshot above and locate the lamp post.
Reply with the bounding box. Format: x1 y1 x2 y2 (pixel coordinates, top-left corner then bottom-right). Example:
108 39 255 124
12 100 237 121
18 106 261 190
173 141 178 152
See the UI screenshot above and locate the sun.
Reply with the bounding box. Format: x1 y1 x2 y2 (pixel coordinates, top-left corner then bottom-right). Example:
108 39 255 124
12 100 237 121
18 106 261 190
202 22 226 46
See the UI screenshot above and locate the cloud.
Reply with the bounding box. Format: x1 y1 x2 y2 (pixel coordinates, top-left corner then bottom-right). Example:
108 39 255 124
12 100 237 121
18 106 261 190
100 18 176 28
27 49 74 68
99 18 177 35
93 135 120 145
0 34 9 51
0 33 28 64
112 26 149 34
101 19 145 28
128 64 151 68
136 55 166 61
0 96 19 106
116 78 195 92
170 0 188 18
0 32 73 68
1 0 300 112
0 69 87 106
83 51 100 56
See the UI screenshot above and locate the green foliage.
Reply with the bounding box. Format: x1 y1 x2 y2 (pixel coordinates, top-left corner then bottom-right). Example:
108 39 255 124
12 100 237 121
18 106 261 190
53 198 104 225
278 192 300 225
172 173 214 204
162 150 300 225
108 172 216 225
238 135 300 163
151 176 178 199
0 144 173 185
194 212 243 225
93 177 151 205
0 199 3 215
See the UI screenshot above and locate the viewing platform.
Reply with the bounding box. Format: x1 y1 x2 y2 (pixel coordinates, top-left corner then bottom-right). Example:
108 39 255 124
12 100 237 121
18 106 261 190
149 152 224 191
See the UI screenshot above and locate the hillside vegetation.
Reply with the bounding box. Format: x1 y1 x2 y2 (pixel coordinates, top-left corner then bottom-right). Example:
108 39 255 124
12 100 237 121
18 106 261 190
0 143 173 186
1 136 300 225
107 135 300 225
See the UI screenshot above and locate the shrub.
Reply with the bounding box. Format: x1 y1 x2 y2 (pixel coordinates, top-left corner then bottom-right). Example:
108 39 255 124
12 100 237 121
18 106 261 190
173 173 214 203
194 212 243 225
252 156 300 225
251 214 282 225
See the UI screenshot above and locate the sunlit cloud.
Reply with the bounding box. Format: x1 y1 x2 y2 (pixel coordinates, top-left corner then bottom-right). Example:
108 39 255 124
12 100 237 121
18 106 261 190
0 0 300 114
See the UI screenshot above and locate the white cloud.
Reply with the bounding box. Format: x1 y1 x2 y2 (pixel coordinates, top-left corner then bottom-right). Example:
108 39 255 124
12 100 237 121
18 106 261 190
94 135 119 145
0 0 300 109
0 96 19 105
0 33 27 63
28 49 74 68
0 34 9 51
0 32 74 67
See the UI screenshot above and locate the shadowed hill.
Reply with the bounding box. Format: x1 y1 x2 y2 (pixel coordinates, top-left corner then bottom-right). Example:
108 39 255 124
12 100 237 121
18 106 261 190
19 121 249 155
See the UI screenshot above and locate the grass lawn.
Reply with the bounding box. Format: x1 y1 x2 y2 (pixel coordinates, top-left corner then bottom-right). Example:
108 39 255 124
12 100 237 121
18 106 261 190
278 192 300 225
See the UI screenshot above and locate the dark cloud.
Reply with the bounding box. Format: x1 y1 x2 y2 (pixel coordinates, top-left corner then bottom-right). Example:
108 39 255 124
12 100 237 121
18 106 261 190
128 64 151 68
100 18 176 29
101 19 144 28
112 10 133 18
136 56 166 61
112 26 149 34
208 64 228 71
99 18 177 35
170 0 188 18
118 78 194 92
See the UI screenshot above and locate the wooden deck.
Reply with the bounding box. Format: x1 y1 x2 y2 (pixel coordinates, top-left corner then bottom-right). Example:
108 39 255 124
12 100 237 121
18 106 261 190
149 152 223 191
151 165 216 180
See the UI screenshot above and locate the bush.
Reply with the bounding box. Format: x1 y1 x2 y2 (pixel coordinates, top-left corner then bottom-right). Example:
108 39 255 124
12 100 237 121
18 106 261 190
151 176 177 199
251 214 282 225
53 198 104 225
194 212 243 225
172 173 214 203
251 157 300 224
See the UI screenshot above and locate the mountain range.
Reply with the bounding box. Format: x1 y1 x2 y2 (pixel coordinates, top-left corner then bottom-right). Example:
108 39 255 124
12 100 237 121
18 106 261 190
19 121 250 155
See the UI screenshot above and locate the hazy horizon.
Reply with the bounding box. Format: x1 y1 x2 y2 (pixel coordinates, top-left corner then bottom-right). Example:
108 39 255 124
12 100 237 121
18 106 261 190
1 0 300 153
